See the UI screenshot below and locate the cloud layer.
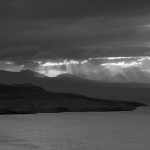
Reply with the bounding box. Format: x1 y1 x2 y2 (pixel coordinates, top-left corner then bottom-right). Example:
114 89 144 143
1 0 150 63
1 56 150 83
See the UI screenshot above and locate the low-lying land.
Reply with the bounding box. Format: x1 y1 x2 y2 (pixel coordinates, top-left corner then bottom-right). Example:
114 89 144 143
0 83 147 114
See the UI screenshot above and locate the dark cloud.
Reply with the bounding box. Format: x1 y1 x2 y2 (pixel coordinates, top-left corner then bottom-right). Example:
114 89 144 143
1 0 150 20
1 0 150 62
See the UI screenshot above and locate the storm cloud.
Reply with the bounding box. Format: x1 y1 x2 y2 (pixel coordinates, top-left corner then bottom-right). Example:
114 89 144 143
1 0 150 64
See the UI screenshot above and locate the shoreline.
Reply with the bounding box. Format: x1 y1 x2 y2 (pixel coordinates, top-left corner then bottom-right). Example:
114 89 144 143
0 83 147 115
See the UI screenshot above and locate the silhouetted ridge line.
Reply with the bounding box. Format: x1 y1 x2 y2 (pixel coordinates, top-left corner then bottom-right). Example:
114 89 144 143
0 70 150 104
0 83 147 114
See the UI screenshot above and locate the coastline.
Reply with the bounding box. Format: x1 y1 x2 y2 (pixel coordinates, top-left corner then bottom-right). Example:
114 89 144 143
0 83 147 115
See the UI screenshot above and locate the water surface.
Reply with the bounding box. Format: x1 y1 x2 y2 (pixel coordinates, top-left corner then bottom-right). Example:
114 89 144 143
0 107 150 150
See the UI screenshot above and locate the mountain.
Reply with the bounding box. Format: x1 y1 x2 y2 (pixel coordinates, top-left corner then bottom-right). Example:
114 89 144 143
112 74 129 82
0 69 48 84
1 70 150 104
124 70 150 83
56 73 83 80
0 83 147 114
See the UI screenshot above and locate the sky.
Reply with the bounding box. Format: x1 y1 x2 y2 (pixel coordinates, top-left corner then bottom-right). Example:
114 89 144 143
1 0 150 81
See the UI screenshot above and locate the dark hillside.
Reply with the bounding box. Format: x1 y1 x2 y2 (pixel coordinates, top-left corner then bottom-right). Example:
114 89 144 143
0 83 147 114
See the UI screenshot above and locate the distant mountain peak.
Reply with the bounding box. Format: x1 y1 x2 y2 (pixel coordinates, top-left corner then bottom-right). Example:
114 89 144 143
56 73 81 79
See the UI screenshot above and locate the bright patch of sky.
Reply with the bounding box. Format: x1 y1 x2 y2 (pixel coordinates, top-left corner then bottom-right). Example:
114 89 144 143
1 56 150 82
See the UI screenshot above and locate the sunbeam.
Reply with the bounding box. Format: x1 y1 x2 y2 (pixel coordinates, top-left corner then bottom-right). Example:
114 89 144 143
0 57 150 83
32 56 150 83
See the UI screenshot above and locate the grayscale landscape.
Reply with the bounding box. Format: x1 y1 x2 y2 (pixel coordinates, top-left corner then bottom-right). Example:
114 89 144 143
0 71 148 150
1 0 150 150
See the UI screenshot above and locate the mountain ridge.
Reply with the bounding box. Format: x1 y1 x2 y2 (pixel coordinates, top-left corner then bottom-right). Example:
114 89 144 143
1 70 150 104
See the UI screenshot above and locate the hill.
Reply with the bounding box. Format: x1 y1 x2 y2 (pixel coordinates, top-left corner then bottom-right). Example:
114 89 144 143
0 70 150 104
0 83 147 114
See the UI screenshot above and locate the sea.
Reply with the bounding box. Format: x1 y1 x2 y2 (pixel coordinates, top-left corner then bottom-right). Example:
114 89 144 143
0 106 150 150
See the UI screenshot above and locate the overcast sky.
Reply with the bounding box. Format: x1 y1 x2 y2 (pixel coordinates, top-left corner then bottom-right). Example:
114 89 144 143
1 0 150 63
1 0 150 81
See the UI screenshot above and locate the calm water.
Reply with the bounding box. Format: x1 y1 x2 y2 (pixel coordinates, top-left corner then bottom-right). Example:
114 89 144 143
0 107 150 150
